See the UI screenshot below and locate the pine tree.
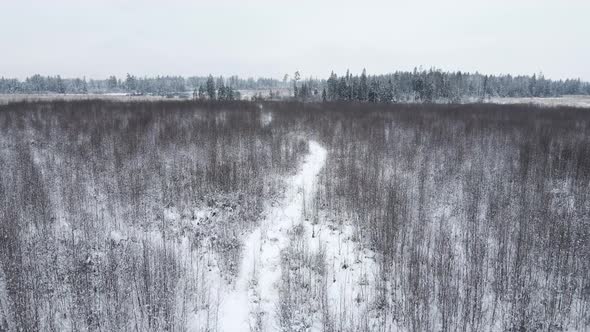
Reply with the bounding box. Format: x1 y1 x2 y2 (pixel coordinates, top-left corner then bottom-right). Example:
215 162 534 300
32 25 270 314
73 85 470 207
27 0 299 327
368 78 379 102
327 71 338 100
206 75 216 100
82 78 88 94
107 76 118 90
359 69 368 101
198 85 206 100
482 75 489 101
227 86 234 101
383 79 394 103
125 74 137 92
529 74 537 97
293 71 301 99
56 75 65 94
218 82 226 101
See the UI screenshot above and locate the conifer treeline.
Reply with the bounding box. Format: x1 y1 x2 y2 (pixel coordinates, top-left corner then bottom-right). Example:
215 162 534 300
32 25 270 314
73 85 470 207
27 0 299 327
1 68 588 102
0 74 280 96
306 69 590 102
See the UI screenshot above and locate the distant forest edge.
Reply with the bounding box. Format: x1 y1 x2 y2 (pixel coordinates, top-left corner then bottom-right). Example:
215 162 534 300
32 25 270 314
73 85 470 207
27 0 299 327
1 68 589 102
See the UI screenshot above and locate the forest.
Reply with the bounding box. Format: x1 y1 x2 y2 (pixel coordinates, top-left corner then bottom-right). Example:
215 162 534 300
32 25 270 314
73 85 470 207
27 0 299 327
0 99 588 331
1 68 589 102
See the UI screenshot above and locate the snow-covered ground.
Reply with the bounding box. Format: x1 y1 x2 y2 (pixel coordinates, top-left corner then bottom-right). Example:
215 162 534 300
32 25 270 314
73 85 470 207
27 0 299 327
0 93 178 104
192 140 388 332
299 215 384 331
238 88 292 101
218 141 327 331
126 140 329 331
487 95 590 108
3 93 589 107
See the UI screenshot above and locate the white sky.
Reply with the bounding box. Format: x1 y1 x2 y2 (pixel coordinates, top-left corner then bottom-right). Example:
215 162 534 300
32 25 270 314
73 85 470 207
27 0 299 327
1 0 589 80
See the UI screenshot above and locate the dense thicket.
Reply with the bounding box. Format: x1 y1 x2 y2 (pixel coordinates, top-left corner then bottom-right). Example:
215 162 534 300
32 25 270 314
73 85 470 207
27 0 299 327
283 102 589 331
0 100 307 331
1 100 589 331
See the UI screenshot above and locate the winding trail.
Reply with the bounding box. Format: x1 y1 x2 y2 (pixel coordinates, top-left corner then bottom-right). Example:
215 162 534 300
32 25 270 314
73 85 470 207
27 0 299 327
218 141 327 332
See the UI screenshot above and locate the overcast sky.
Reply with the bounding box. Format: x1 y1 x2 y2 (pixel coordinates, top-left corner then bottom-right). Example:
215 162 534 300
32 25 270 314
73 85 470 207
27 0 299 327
1 0 589 80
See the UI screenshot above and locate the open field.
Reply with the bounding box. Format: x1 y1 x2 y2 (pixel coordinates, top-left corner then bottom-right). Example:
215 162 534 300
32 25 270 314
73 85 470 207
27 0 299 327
3 93 590 108
1 100 589 331
486 95 590 108
0 94 182 105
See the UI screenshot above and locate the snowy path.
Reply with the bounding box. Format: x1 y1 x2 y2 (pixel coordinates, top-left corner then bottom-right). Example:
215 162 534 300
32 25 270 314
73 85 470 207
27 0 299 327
218 141 327 332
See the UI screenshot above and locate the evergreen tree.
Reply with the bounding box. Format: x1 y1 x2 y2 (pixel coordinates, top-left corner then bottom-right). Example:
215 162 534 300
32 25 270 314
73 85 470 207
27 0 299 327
198 85 206 100
529 74 537 97
293 71 301 99
81 77 88 94
107 76 118 90
206 75 216 100
227 86 234 101
327 71 338 100
482 75 489 100
56 75 65 94
338 77 347 100
125 74 137 92
359 68 368 101
218 82 226 101
382 79 394 103
368 78 379 102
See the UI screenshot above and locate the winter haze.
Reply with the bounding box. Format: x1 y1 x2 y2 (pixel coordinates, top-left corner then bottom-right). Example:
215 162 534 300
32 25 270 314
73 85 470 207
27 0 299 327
1 0 590 80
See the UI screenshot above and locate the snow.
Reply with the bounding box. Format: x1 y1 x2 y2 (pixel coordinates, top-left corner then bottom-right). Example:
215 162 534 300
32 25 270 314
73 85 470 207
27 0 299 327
260 111 273 127
218 140 327 331
106 140 383 331
304 221 380 331
487 95 590 108
109 230 127 244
